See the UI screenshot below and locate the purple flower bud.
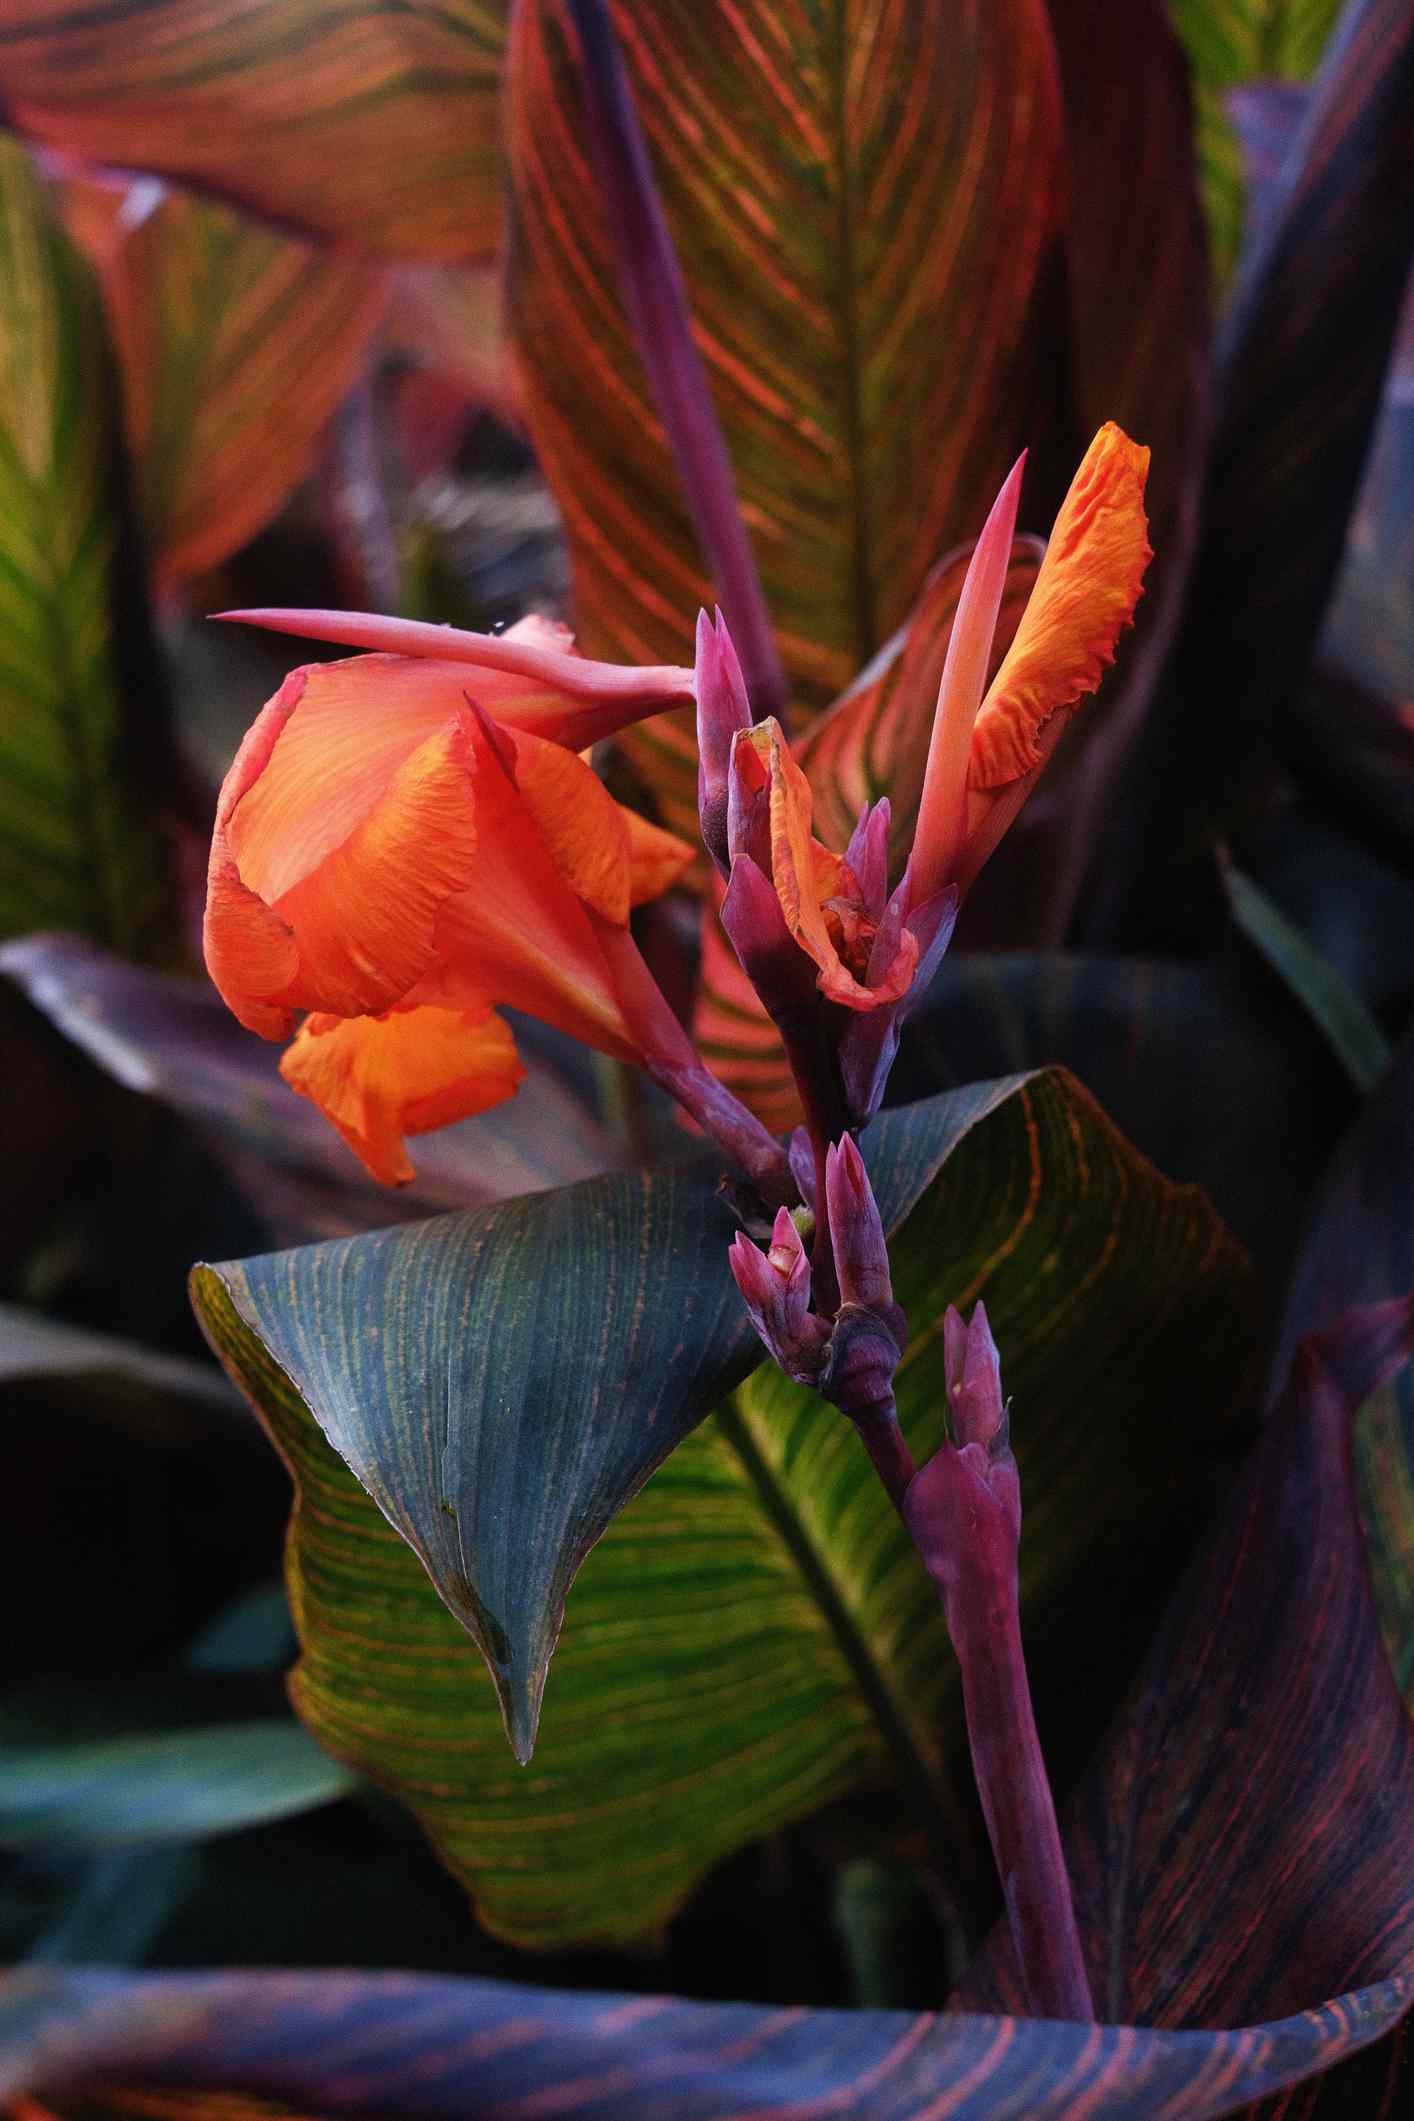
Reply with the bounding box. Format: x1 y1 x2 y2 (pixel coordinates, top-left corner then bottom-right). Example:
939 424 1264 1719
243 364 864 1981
721 852 819 1020
728 1216 830 1384
943 1299 1008 1454
824 1135 896 1320
837 880 958 1126
843 799 891 923
695 608 751 877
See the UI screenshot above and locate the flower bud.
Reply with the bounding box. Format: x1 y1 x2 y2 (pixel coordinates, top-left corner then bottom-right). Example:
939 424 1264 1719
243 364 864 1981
695 608 751 877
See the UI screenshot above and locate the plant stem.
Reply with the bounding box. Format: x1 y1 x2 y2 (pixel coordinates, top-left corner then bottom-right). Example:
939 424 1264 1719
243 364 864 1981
904 1443 1094 2021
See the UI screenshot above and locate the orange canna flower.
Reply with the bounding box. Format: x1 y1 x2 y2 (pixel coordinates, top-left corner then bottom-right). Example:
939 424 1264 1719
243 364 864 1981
700 423 1152 1132
204 616 697 1184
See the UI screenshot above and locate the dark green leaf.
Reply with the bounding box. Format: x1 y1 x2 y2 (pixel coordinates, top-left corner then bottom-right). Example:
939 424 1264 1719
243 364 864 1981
1220 854 1393 1091
192 1068 1252 1946
0 142 171 954
0 1721 354 1855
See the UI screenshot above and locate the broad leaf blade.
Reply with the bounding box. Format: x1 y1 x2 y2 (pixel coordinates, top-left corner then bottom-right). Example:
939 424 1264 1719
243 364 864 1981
193 1074 1028 1770
0 1720 354 1854
2 1960 1410 2118
506 0 1065 831
192 1068 1252 1945
0 142 170 954
1 2 508 261
94 184 386 582
1094 0 1414 946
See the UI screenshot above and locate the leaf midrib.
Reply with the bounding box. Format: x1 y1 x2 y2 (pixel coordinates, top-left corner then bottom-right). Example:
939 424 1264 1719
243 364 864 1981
713 1397 968 1852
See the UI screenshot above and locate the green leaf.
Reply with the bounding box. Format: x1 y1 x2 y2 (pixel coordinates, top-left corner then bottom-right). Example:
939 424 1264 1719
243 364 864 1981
193 1075 1023 1767
0 142 171 954
1221 854 1393 1092
192 1068 1252 1946
1165 0 1345 280
1 2 508 262
0 1721 354 1855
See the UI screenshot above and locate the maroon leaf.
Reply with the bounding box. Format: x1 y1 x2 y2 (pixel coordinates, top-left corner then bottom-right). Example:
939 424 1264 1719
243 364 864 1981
1090 0 1414 947
0 933 625 1243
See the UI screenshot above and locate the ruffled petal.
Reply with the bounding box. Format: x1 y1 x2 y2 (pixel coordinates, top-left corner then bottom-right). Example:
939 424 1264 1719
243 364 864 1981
968 423 1152 790
280 1005 524 1185
271 712 481 1018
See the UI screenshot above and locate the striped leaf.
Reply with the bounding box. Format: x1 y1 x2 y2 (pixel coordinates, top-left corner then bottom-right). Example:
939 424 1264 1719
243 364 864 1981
89 184 387 584
956 1298 1414 2120
0 142 170 954
190 1067 1251 1947
0 2 508 262
506 0 1066 834
1166 0 1345 280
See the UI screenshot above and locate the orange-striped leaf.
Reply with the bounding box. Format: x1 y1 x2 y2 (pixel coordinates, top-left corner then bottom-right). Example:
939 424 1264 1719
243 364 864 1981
506 0 1066 833
0 2 507 262
80 182 386 584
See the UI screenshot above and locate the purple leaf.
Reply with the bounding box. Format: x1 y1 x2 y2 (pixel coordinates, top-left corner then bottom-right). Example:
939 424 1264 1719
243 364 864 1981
0 934 625 1243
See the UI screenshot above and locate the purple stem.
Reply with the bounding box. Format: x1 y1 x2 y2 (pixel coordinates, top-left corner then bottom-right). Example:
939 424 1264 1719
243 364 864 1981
564 0 789 723
647 1053 794 1209
905 1446 1094 2021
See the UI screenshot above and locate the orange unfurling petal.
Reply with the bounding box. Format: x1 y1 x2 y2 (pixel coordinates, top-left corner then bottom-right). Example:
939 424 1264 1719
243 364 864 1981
740 720 913 1012
281 1005 525 1186
968 423 1152 790
270 713 482 1019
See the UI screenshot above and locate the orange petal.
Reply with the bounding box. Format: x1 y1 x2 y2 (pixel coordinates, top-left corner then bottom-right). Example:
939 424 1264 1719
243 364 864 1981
203 850 301 1040
271 712 481 1018
968 423 1152 789
623 804 697 907
507 731 635 923
228 656 489 903
281 1005 524 1186
742 720 911 1011
407 734 643 1062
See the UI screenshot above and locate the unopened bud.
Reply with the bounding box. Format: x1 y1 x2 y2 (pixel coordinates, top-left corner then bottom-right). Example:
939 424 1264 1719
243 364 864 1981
728 1217 830 1384
943 1300 1008 1454
843 799 891 923
720 852 819 1020
695 608 751 876
824 1135 901 1333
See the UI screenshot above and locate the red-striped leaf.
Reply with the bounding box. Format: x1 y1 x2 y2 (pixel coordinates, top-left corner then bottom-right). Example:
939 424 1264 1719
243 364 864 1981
506 0 1066 833
80 181 386 584
0 2 508 261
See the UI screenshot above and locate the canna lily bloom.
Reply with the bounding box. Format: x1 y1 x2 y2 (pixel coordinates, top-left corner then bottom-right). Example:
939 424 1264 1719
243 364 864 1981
699 423 1152 1127
204 614 700 1185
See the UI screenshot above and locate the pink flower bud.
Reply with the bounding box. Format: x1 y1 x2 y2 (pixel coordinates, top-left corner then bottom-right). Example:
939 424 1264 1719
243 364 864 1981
695 609 751 876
